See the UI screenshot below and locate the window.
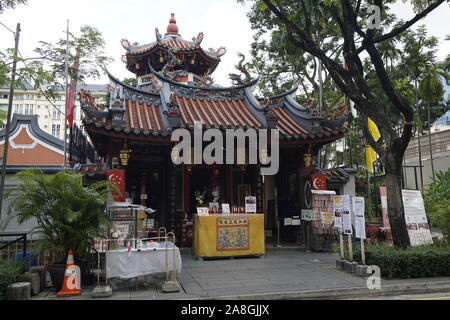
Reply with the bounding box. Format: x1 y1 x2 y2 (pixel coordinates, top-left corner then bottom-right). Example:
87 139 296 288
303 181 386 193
0 104 7 111
14 104 23 114
15 94 24 100
1 94 8 99
52 106 61 120
52 124 61 138
25 94 34 100
24 104 34 115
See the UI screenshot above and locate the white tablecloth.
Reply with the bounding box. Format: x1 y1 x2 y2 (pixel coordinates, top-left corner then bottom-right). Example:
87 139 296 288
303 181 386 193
106 242 182 279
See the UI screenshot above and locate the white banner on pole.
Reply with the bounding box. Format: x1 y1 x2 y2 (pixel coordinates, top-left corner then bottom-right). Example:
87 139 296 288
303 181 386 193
352 197 366 239
335 195 352 234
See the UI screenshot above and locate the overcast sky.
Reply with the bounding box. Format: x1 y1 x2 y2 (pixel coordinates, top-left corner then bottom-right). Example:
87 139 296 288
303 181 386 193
0 0 449 87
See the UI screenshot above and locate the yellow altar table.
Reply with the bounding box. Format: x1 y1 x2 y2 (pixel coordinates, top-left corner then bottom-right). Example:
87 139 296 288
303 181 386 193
193 214 265 259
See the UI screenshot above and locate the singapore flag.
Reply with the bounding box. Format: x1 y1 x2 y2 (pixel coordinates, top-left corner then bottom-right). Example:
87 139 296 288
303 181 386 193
106 170 126 202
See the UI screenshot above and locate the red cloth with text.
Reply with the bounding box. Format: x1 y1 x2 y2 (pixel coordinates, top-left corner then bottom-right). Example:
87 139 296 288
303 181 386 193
106 170 126 202
311 174 327 190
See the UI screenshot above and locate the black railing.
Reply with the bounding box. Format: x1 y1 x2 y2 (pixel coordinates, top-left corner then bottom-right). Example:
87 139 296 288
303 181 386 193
0 232 27 262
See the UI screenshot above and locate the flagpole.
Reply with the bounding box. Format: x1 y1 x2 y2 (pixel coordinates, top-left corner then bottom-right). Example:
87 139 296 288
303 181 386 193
64 19 69 170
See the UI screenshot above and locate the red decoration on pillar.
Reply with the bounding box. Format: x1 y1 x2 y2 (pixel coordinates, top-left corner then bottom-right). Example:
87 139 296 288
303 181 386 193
106 170 126 202
311 174 327 190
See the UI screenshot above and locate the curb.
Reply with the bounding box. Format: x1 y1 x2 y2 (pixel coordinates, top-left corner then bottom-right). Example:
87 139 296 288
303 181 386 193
178 281 450 300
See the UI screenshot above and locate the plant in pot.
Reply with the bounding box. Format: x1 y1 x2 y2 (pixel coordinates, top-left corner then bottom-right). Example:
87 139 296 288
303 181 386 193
6 169 112 292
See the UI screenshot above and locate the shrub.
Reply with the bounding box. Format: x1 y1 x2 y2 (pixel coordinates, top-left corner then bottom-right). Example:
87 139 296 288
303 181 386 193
0 260 25 299
423 169 450 240
353 242 450 279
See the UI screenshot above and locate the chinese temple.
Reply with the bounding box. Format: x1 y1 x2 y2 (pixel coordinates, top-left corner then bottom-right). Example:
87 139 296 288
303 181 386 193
80 14 347 247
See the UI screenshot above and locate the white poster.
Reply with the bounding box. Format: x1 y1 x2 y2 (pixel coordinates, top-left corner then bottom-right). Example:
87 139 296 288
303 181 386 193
352 197 366 239
245 196 257 213
402 190 433 246
335 195 351 234
334 216 342 230
342 211 353 235
197 207 209 216
221 203 230 214
301 209 315 221
284 218 292 226
292 216 301 226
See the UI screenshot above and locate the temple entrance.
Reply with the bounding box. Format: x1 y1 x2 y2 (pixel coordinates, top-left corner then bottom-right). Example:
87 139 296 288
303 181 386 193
125 162 167 229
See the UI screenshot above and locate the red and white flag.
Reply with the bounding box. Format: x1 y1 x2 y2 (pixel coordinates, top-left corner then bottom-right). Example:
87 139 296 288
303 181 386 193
67 50 80 129
106 169 126 202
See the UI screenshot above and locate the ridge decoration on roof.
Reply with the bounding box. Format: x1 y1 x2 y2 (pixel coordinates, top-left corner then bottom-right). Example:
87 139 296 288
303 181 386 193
121 13 227 77
81 68 346 144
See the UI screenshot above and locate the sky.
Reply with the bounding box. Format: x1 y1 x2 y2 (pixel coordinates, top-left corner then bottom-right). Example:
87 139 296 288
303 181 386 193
0 0 449 87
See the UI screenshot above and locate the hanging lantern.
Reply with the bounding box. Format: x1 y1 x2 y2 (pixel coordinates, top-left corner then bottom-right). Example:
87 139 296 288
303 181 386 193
135 63 140 70
190 55 196 65
304 145 313 168
159 52 164 63
119 149 132 166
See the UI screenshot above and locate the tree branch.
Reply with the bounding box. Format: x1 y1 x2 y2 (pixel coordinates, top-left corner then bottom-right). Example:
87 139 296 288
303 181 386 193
356 0 445 54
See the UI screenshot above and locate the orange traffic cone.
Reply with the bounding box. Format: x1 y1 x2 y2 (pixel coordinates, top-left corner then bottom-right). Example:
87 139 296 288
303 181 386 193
57 250 81 297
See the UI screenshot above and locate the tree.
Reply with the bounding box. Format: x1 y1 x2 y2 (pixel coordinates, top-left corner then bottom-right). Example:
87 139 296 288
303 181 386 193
419 63 450 181
5 170 111 260
0 0 26 13
1 2 112 99
240 0 449 248
122 77 138 87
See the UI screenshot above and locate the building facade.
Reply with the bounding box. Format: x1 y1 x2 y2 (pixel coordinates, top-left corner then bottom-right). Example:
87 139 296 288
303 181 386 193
80 14 348 246
0 82 109 141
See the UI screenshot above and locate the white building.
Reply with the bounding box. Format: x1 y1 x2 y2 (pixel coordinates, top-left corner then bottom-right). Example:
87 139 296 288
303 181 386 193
0 82 109 140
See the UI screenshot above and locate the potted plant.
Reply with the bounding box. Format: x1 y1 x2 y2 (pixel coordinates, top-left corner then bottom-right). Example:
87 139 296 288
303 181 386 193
6 169 111 291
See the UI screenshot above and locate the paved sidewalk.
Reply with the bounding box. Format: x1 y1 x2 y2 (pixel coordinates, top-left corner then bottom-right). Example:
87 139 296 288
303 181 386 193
33 250 450 300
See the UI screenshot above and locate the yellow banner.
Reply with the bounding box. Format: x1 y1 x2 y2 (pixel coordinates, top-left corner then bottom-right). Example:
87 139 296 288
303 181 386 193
366 118 381 173
194 214 265 258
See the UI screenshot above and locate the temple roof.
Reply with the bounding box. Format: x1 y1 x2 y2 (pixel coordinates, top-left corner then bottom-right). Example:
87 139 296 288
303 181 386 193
81 68 347 143
122 14 226 76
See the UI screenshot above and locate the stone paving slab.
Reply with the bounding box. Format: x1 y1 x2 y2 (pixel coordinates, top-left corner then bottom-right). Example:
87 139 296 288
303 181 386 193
32 250 450 300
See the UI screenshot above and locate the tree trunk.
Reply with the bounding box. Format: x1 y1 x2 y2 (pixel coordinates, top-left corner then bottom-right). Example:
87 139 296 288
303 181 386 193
384 151 410 248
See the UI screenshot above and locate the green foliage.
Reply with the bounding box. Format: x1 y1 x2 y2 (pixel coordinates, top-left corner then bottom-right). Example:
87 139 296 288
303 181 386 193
5 170 112 261
0 0 26 13
424 169 450 240
1 1 112 100
354 242 450 279
122 77 138 87
0 259 25 299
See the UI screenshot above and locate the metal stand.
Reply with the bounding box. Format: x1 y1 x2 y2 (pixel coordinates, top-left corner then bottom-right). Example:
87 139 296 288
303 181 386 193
276 218 282 248
347 234 353 261
92 240 112 298
360 238 366 265
339 232 344 259
162 232 181 293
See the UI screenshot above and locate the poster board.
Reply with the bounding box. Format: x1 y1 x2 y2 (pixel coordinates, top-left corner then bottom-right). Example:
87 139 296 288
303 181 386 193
402 190 433 246
245 196 257 213
352 197 366 239
301 209 315 221
221 203 230 214
197 207 209 216
335 195 352 234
